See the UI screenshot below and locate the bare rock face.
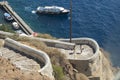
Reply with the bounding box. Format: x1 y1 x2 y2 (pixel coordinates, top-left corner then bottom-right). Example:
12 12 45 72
0 47 41 72
75 73 89 80
60 59 75 80
0 57 51 80
60 59 90 80
100 49 114 80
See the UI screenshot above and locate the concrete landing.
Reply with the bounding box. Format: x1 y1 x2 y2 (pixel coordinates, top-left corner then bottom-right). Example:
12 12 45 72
60 44 94 59
0 47 40 71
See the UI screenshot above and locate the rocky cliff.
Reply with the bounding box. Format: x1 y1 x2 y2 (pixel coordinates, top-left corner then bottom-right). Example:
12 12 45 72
63 49 115 80
100 49 114 80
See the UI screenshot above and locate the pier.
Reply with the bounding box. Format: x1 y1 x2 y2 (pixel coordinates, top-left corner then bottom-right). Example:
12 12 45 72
0 1 34 35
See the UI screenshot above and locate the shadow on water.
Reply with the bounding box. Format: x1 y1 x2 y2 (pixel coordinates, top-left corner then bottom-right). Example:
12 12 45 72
36 14 69 25
37 14 69 19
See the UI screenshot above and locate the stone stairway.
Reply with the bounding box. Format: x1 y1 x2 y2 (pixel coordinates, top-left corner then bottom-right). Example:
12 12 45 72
0 47 40 72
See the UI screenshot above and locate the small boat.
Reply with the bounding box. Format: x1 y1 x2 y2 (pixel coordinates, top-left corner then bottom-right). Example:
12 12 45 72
4 13 13 21
12 22 19 29
36 6 70 15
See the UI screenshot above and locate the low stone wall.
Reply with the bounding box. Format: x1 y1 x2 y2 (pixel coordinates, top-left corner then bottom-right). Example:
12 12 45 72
4 38 54 79
0 31 14 38
0 31 75 50
29 37 75 50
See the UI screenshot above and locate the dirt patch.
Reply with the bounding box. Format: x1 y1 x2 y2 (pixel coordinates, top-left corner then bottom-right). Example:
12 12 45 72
0 57 50 80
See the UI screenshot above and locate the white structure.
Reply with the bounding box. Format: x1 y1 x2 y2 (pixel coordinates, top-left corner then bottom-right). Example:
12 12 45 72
60 38 100 76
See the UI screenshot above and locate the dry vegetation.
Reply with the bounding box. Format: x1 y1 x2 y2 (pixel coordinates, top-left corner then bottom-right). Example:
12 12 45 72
36 33 56 39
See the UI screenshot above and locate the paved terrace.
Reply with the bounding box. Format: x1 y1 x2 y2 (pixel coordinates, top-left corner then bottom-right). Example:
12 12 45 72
59 44 94 59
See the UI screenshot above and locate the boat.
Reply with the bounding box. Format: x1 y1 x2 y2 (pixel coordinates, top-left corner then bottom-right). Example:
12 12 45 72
36 6 70 15
4 13 13 21
12 22 19 29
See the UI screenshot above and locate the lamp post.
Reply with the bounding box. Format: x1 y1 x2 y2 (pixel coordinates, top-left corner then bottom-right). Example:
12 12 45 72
69 0 72 43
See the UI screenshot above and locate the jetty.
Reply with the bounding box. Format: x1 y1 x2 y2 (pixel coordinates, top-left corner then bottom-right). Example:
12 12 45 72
0 1 34 35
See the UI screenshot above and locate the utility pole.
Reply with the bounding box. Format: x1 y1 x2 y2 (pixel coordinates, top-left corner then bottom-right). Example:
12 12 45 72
70 0 72 43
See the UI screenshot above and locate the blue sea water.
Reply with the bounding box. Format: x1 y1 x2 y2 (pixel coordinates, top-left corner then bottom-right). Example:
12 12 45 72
1 0 120 67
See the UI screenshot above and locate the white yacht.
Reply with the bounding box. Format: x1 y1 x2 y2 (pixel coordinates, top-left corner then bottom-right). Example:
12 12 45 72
36 6 70 15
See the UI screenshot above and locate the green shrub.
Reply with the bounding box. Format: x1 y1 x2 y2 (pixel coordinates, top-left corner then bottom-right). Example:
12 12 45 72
0 24 14 33
53 65 65 80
